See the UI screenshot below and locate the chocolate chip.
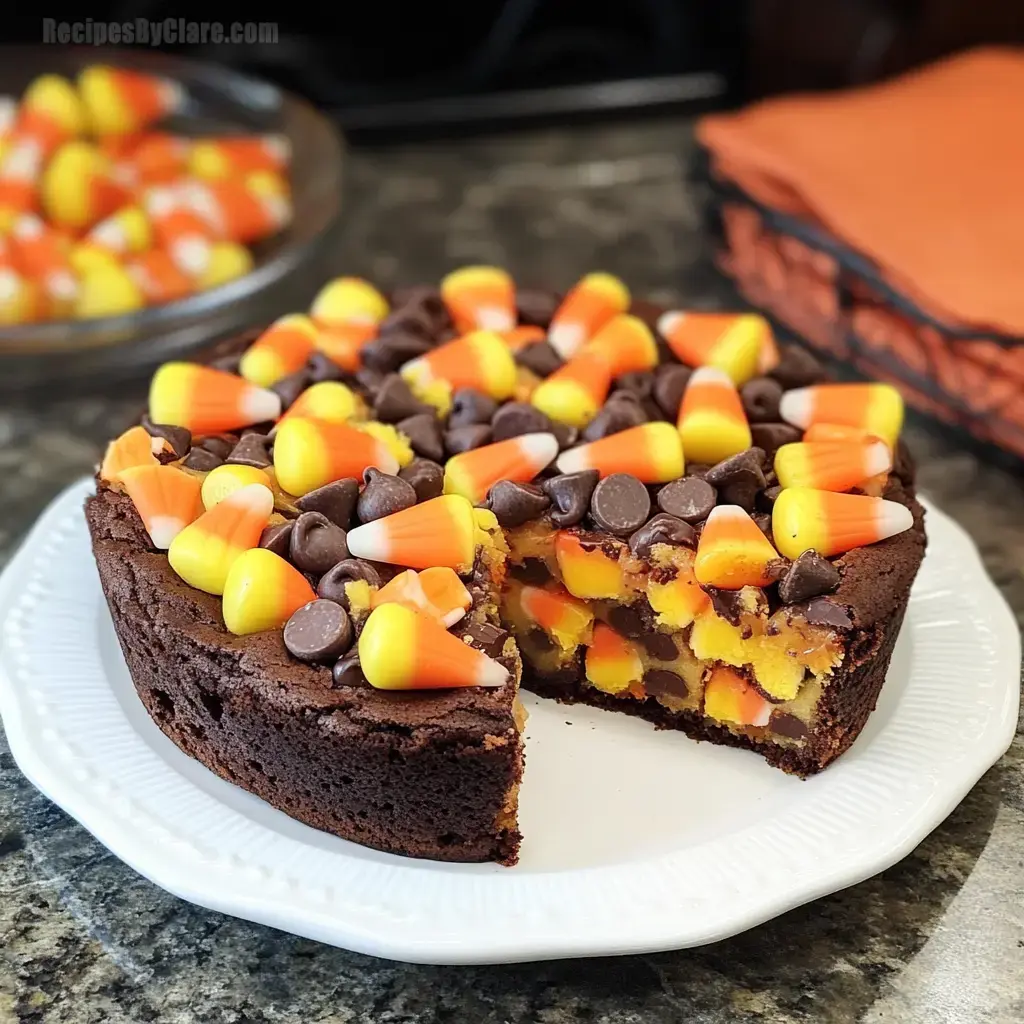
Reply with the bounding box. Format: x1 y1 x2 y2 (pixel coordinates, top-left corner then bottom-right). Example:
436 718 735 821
491 401 551 441
753 513 774 538
628 513 696 559
757 485 783 512
259 521 294 558
750 422 802 456
290 512 350 575
306 351 344 383
141 416 191 459
543 470 598 528
606 603 646 638
705 449 767 510
644 669 688 699
510 558 551 585
358 467 417 523
740 377 783 423
209 353 242 373
225 433 272 469
484 480 550 528
656 478 716 523
778 550 841 604
590 473 650 535
516 341 563 378
198 435 236 459
516 287 561 327
770 711 808 739
270 370 311 410
332 652 366 688
445 423 491 455
399 458 444 502
385 287 449 334
615 371 655 401
397 413 444 462
460 621 509 659
373 374 432 423
361 332 432 373
641 631 678 660
685 464 711 480
582 395 646 442
770 344 825 389
317 559 382 607
182 446 223 471
653 363 692 419
788 597 852 629
551 421 578 450
705 587 749 626
295 478 359 529
284 599 353 663
448 388 498 429
354 365 386 395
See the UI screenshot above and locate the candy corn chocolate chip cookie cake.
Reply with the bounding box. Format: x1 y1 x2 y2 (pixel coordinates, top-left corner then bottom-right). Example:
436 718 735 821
87 269 926 865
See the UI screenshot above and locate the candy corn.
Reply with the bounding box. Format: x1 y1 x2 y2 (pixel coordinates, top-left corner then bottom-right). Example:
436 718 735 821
99 424 162 482
548 272 630 359
189 135 290 180
443 432 559 504
310 276 389 328
774 440 891 493
17 74 87 151
517 582 594 651
371 566 472 628
201 464 272 510
42 141 128 231
703 666 772 728
555 422 684 483
440 266 515 333
694 504 781 589
222 548 316 636
585 623 643 695
127 249 194 304
179 176 290 244
79 205 153 266
582 314 658 376
119 463 202 549
802 422 883 446
677 366 752 464
401 330 517 403
554 532 624 600
656 311 773 385
0 139 44 227
346 494 477 572
196 241 253 290
277 380 361 426
118 132 189 187
143 186 215 276
502 325 546 351
646 561 709 628
529 350 612 427
167 482 274 595
358 603 509 690
779 383 904 449
238 314 318 387
312 322 377 372
78 65 184 136
772 487 914 560
74 262 145 319
8 214 78 313
150 362 281 434
0 241 43 324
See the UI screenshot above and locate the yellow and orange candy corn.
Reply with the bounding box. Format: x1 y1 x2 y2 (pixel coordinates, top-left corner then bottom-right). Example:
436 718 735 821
9 213 78 313
554 531 624 601
312 322 378 371
99 424 164 482
127 249 194 304
401 330 517 404
582 313 659 377
703 666 772 728
371 566 472 628
646 560 709 628
346 494 477 572
179 175 291 244
310 276 389 328
78 65 184 136
774 440 891 493
802 422 884 446
694 504 781 589
197 241 253 290
656 311 775 385
189 135 290 180
143 186 215 276
273 416 398 496
167 482 273 595
276 380 361 426
517 582 594 650
359 602 509 690
585 622 643 695
117 132 189 187
530 349 612 427
238 314 318 388
42 141 129 231
74 261 145 319
0 238 43 324
200 464 272 510
779 383 904 449
149 362 281 434
76 205 153 272
440 265 515 333
119 463 203 549
772 487 914 560
555 421 684 483
548 272 630 359
222 548 317 636
16 74 86 151
677 366 752 464
443 432 559 504
501 324 546 351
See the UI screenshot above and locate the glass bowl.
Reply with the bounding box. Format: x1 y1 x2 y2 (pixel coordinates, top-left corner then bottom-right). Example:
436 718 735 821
0 46 344 391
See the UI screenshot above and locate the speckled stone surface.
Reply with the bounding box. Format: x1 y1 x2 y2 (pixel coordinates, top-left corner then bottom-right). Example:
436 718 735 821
1 119 1023 1024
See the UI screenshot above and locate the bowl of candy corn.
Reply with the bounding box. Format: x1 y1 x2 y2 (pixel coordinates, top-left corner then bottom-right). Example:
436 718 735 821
0 47 343 389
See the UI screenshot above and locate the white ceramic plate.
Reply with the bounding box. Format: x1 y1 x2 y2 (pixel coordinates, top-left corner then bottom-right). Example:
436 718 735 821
0 480 1018 964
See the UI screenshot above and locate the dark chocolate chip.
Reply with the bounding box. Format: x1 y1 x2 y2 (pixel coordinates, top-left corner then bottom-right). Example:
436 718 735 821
628 513 696 559
589 473 650 536
753 513 774 538
789 597 852 629
516 341 563 378
399 458 445 502
397 413 444 462
516 288 561 327
656 477 716 523
644 669 689 699
606 603 646 638
295 479 359 529
182 446 224 472
225 433 272 469
490 402 551 441
778 550 841 604
199 435 236 459
386 287 449 332
317 559 383 607
209 353 242 373
770 344 826 389
706 587 749 626
640 631 678 661
510 558 551 585
361 332 432 373
306 351 344 383
757 485 783 512
705 449 767 510
357 467 418 523
332 652 366 688
284 599 353 663
685 463 711 480
770 711 808 739
750 422 802 456
543 470 598 528
445 423 492 455
373 374 432 423
652 363 692 419
615 371 655 401
484 480 550 528
740 377 784 423
141 416 191 459
448 388 498 429
270 370 311 410
259 521 294 558
354 365 386 394
550 421 578 450
290 512 350 575
582 395 646 442
460 621 509 659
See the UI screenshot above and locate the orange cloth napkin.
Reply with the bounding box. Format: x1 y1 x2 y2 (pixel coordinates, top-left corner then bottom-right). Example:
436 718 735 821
698 47 1024 336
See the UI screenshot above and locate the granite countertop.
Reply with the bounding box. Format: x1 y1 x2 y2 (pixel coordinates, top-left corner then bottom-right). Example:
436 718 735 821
1 119 1022 1024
